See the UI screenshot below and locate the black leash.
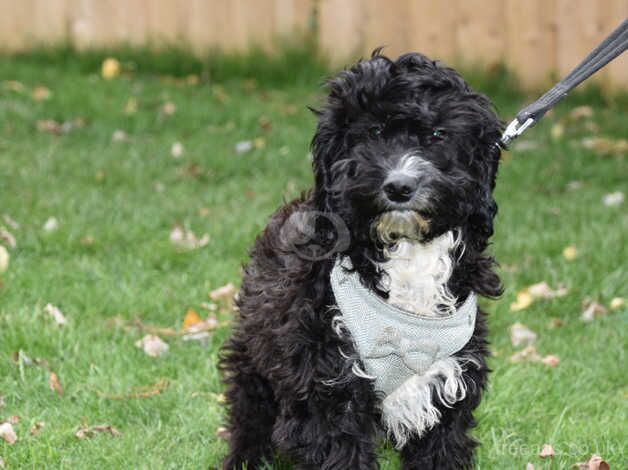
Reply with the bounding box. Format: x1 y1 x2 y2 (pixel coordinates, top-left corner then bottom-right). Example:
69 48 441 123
500 18 628 147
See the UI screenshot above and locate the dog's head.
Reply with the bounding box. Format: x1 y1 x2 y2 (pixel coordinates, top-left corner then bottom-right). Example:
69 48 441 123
311 52 502 260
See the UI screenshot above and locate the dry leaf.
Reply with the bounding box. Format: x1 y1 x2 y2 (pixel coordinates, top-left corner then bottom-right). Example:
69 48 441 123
509 322 537 347
538 443 554 458
0 245 9 274
581 299 608 322
235 140 254 154
528 282 568 299
96 379 170 400
210 283 236 301
183 309 202 330
0 395 4 408
29 421 45 436
562 245 577 260
101 58 120 80
510 345 542 363
36 119 62 135
44 303 67 326
215 426 231 441
550 123 564 140
112 129 128 142
0 422 17 445
0 456 4 468
43 217 59 232
253 137 266 149
548 317 564 329
568 105 594 120
0 227 16 249
170 142 184 158
566 180 583 191
581 136 627 156
49 372 63 395
510 290 533 311
169 226 209 250
32 85 51 101
574 454 610 470
609 297 625 310
542 355 560 368
602 191 624 206
182 315 218 341
3 215 19 230
161 102 176 116
258 115 272 131
135 334 169 357
75 424 121 440
124 97 137 114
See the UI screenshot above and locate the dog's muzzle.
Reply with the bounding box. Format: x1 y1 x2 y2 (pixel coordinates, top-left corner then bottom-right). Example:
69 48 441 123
371 210 430 245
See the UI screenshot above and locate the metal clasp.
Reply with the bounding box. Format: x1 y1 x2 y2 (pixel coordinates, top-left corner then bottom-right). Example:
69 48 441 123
501 117 535 147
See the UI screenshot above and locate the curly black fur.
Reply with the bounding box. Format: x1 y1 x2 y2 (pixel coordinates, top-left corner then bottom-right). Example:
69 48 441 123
220 51 503 470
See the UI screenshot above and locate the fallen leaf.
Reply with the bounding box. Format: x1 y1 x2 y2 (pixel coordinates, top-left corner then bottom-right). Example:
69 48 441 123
36 119 62 135
574 454 610 470
209 283 236 301
609 297 625 310
124 97 137 114
75 424 121 440
566 180 583 191
171 142 184 158
0 395 4 408
80 235 95 245
0 422 17 445
0 246 9 274
32 85 51 101
5 417 18 426
581 136 627 156
548 317 564 329
581 299 608 322
2 215 19 230
509 322 537 347
169 226 209 250
235 140 254 154
198 207 210 217
43 217 59 232
602 191 624 206
253 137 266 149
101 58 120 80
550 123 564 140
539 443 554 458
182 315 218 341
96 379 170 400
562 245 577 261
49 372 63 395
44 303 67 326
135 334 169 357
29 421 45 436
215 426 231 441
258 115 272 131
510 290 533 311
182 309 202 330
161 101 177 116
568 105 594 120
112 129 128 142
186 74 199 85
510 345 542 363
0 456 4 468
541 355 560 368
528 281 568 299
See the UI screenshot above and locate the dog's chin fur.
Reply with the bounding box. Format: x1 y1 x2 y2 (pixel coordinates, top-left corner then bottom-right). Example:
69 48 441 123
220 51 503 470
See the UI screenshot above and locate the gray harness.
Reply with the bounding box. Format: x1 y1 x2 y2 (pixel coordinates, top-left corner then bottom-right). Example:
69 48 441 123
330 258 477 396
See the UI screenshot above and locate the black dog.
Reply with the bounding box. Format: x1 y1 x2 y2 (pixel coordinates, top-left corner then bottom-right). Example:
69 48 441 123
220 51 503 470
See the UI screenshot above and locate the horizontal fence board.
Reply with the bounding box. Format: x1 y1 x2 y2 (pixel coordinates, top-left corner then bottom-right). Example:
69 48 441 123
0 0 625 89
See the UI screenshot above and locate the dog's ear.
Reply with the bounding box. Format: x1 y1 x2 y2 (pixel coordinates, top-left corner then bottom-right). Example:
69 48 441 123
466 100 503 252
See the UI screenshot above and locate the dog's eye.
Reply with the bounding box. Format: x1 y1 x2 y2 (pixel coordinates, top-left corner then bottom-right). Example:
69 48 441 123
367 125 383 138
425 129 446 144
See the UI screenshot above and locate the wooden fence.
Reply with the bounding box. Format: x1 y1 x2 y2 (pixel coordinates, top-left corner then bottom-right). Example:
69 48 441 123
0 0 626 88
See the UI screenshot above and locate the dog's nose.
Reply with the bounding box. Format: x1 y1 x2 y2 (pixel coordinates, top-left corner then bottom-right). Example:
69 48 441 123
383 175 416 202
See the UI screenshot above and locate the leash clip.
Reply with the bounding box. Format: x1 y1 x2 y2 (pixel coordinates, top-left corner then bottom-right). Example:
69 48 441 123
500 117 535 147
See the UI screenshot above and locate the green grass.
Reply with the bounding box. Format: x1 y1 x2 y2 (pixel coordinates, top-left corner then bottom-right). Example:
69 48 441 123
0 48 626 469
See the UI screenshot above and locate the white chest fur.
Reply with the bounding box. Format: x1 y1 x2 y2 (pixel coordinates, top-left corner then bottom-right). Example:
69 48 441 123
378 231 460 316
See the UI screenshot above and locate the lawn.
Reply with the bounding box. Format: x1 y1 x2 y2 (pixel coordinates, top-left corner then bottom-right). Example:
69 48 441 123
0 48 626 469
